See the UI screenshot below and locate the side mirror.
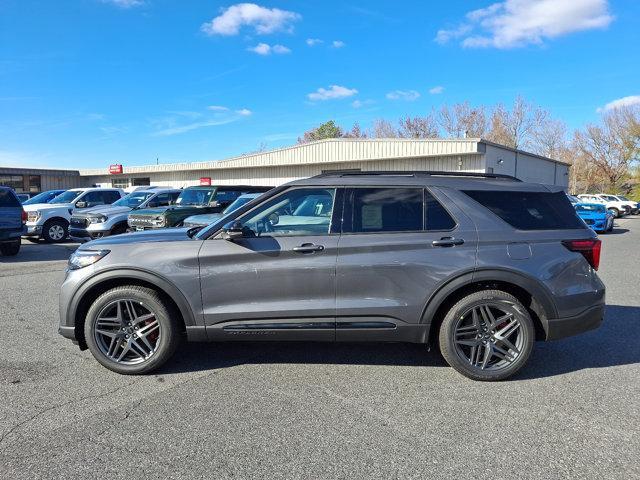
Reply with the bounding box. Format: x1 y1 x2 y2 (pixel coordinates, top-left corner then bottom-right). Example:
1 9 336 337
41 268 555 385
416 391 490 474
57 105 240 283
211 200 220 208
221 220 244 241
75 201 87 208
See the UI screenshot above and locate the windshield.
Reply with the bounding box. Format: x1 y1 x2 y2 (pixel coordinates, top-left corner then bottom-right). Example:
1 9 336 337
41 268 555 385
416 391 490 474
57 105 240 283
576 204 605 213
176 189 214 206
23 191 61 205
223 195 258 214
113 191 154 208
49 190 83 204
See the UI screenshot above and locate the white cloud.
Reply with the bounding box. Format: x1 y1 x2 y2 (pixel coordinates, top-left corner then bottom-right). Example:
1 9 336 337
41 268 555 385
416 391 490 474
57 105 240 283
152 107 252 136
153 118 239 136
386 90 421 101
101 0 144 8
247 43 291 55
598 95 640 112
332 40 346 48
201 3 301 36
351 99 375 108
307 85 358 101
306 38 323 46
435 0 614 49
236 108 252 116
207 105 230 111
429 86 444 94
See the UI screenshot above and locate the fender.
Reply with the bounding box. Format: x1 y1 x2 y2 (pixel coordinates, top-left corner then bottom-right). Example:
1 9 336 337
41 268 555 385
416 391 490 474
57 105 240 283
420 267 558 334
66 267 198 329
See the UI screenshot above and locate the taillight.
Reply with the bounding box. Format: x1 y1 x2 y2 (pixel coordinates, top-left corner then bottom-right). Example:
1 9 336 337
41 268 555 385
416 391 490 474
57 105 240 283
562 239 601 270
21 209 27 224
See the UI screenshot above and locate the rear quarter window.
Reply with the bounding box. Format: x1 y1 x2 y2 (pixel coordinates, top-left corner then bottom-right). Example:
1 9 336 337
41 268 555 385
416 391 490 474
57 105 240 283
463 190 585 230
0 189 20 208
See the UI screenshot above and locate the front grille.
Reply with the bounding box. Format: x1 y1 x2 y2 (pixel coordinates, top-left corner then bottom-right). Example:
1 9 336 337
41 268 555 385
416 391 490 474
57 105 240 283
128 215 158 227
70 216 89 228
584 219 595 225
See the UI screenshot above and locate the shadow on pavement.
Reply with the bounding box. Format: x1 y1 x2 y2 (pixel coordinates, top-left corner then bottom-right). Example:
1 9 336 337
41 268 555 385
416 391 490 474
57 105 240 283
159 304 639 379
0 240 78 263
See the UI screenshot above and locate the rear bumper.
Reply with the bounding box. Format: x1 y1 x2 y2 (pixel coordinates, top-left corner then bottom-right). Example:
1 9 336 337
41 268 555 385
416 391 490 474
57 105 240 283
545 304 604 341
0 226 25 242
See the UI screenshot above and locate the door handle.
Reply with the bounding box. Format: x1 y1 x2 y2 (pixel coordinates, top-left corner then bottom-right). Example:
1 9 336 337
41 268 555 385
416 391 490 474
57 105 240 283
432 237 464 247
292 243 325 253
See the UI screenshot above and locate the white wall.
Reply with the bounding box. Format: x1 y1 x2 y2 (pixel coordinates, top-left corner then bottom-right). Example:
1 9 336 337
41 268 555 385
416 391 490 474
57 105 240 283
483 144 568 188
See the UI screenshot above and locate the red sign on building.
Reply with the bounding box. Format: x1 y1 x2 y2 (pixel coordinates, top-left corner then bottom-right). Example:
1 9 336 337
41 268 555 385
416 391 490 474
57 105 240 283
109 164 123 175
200 177 212 186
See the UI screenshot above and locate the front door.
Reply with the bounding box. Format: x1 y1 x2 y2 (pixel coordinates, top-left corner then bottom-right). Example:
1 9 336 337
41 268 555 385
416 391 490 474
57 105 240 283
198 187 341 341
335 186 478 342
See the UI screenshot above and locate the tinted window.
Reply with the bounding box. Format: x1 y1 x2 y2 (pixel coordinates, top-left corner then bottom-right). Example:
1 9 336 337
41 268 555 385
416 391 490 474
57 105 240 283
0 189 20 207
576 204 606 213
464 190 584 230
103 191 122 204
176 189 214 206
153 193 173 207
240 188 335 237
215 190 242 207
82 191 108 206
347 188 423 233
425 191 456 230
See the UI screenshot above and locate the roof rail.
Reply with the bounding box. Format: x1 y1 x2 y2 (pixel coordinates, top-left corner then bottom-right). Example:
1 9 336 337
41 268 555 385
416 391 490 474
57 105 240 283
313 170 522 181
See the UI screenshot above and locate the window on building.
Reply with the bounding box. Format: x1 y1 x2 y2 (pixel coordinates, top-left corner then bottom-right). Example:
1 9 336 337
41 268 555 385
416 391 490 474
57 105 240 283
112 178 130 189
28 175 41 193
132 177 150 186
0 175 25 192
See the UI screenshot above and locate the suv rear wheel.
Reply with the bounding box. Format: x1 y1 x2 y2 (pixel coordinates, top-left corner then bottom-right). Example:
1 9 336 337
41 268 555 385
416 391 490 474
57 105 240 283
439 290 535 381
0 240 20 256
84 286 181 374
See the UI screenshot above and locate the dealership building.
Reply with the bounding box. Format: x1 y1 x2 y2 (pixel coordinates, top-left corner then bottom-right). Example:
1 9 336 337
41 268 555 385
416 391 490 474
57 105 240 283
1 138 569 193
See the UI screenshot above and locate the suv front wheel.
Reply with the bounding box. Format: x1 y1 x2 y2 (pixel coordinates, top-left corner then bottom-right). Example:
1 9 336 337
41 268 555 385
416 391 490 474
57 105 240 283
84 285 181 374
439 290 535 381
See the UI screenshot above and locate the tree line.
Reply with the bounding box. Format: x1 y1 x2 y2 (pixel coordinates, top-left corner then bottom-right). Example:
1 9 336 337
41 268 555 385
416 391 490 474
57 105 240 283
297 96 640 197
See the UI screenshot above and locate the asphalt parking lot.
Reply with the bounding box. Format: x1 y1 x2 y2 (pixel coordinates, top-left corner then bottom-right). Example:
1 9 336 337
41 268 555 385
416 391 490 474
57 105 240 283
1 220 639 480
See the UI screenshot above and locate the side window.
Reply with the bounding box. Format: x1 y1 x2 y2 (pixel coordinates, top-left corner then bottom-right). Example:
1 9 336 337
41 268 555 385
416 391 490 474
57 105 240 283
81 191 106 207
239 188 336 237
153 193 172 207
425 190 456 230
169 192 180 204
215 190 242 208
346 188 423 233
103 191 121 204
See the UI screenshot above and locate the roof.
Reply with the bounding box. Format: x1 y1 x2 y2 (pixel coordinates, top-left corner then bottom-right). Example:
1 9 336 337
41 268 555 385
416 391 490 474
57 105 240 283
78 138 566 177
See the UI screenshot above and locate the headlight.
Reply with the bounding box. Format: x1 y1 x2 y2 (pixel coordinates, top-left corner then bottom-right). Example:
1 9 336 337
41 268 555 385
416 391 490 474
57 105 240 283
27 211 41 222
152 216 165 226
88 215 107 224
68 249 110 270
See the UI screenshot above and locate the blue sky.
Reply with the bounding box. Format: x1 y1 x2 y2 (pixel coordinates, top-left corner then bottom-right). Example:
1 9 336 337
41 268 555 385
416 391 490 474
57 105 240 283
1 0 639 169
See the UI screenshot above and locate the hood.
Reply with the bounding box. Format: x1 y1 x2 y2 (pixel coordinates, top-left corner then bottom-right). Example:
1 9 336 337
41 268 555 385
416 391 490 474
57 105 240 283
130 206 171 217
82 227 194 248
74 205 131 217
183 212 223 226
23 202 71 212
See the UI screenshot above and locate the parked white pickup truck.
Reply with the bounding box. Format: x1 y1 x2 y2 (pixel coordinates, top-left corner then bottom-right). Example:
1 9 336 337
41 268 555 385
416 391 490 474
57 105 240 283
23 187 125 243
577 194 630 218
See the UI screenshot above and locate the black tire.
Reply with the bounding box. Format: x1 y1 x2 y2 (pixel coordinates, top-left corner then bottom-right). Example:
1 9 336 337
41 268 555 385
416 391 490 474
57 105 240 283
42 218 68 243
0 240 20 256
607 208 619 218
439 290 535 381
110 222 129 236
84 285 181 374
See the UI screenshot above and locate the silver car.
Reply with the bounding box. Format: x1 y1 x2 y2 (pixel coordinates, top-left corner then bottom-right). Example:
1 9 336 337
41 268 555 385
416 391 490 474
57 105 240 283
58 172 605 381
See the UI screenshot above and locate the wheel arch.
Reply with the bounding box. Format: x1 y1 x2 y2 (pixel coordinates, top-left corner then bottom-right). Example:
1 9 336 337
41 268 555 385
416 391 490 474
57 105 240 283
421 269 558 344
69 268 196 350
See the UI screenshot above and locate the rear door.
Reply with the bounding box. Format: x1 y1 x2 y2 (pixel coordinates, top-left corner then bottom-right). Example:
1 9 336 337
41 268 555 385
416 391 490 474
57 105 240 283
335 186 478 342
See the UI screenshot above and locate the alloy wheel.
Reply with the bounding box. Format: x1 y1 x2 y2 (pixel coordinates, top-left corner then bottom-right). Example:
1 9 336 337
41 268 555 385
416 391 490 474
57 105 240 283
453 303 525 371
49 224 65 241
93 299 161 365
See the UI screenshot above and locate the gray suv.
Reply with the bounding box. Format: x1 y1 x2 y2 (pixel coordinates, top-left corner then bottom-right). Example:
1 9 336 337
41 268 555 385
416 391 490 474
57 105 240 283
58 172 605 381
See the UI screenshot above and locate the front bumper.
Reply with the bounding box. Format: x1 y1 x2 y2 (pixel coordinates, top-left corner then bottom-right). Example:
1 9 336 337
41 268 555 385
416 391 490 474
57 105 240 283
545 304 604 340
23 224 43 237
69 227 110 243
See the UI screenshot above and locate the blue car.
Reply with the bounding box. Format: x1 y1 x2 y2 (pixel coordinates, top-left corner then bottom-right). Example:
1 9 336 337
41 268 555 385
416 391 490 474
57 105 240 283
574 202 613 233
22 189 67 206
0 187 26 256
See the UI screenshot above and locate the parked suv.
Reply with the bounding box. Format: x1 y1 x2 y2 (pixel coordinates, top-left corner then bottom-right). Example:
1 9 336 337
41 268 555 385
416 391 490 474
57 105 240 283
23 187 125 243
577 194 630 218
127 185 270 231
59 172 605 381
69 188 181 242
0 187 26 256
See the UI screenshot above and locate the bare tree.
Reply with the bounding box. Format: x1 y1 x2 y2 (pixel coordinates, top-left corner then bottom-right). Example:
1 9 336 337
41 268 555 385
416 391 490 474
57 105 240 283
438 102 487 138
486 96 549 150
398 114 439 138
531 118 568 159
575 106 640 189
343 122 368 138
371 118 399 138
